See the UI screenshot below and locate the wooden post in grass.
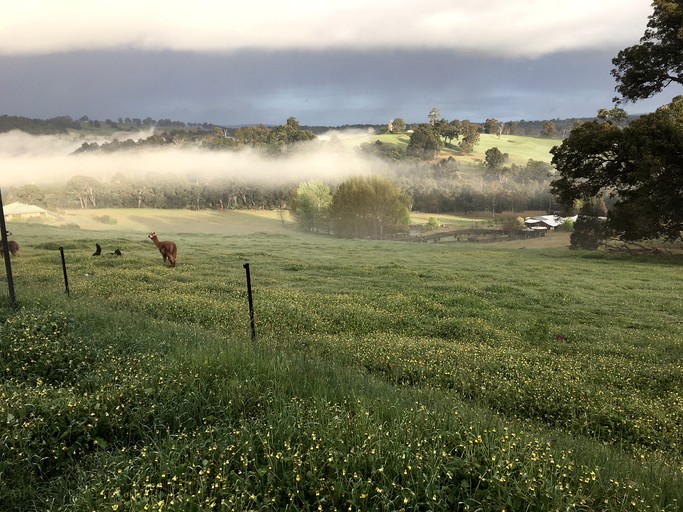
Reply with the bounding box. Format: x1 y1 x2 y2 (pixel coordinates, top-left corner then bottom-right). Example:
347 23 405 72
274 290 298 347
0 189 16 306
243 263 256 341
59 247 70 296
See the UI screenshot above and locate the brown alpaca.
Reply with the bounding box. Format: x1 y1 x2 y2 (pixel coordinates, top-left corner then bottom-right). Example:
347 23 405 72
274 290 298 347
148 232 177 267
0 240 19 258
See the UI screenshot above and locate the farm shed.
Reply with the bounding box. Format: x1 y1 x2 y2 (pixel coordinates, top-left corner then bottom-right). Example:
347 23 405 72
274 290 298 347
524 215 566 230
3 202 48 221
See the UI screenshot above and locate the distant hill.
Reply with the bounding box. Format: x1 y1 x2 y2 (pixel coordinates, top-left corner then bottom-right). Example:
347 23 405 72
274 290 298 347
1 114 618 139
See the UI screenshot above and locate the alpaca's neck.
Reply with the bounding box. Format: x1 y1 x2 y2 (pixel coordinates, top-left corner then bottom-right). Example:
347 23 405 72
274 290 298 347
151 236 162 248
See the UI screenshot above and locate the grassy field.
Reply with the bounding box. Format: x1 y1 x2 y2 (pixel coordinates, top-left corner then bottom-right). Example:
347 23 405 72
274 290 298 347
1 210 682 511
353 131 559 166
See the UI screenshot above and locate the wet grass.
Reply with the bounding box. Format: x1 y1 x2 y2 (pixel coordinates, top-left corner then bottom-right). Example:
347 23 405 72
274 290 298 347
1 216 682 510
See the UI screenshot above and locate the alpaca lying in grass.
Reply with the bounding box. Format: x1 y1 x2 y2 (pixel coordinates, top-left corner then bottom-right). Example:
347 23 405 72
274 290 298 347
148 232 177 267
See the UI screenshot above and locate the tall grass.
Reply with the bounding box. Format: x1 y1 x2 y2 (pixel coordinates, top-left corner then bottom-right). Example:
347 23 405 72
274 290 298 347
1 219 682 510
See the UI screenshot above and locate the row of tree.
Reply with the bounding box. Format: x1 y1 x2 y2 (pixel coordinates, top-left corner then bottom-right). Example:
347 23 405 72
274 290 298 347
1 112 577 142
73 117 316 155
8 154 556 218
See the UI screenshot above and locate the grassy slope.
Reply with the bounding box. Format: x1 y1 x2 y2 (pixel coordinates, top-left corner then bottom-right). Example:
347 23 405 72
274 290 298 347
1 212 682 510
355 131 559 166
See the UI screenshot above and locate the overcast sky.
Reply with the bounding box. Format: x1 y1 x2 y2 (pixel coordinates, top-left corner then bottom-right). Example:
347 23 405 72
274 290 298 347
1 0 681 126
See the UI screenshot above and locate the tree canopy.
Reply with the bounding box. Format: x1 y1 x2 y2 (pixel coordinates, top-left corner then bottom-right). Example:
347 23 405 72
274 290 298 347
551 97 683 242
611 0 683 102
552 0 683 245
391 118 406 133
485 147 505 169
459 121 480 154
407 124 442 160
292 180 332 233
331 176 410 239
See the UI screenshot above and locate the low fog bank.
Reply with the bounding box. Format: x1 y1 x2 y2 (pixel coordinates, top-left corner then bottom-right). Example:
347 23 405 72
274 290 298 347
0 131 391 188
0 129 156 158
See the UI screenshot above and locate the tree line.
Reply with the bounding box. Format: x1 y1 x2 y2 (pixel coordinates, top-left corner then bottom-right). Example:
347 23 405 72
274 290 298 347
8 156 555 211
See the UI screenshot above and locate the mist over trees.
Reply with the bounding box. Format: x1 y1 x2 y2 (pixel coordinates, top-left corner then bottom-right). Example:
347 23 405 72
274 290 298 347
0 108 601 240
3 109 562 239
0 115 80 135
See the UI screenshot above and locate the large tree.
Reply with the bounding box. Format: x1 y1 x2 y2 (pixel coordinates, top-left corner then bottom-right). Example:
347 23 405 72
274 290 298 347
292 180 332 233
484 147 505 169
331 176 410 239
392 118 406 133
552 0 683 244
65 176 100 209
484 118 500 135
540 120 558 138
459 121 480 154
407 124 442 160
428 107 441 126
611 0 683 103
551 97 683 241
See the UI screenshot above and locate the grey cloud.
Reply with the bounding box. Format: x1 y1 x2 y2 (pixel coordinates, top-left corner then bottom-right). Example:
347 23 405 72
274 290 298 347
1 49 681 126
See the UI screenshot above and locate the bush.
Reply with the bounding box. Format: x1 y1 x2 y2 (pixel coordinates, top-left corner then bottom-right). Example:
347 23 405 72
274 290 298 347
502 216 525 231
558 218 574 232
570 215 606 250
426 217 440 230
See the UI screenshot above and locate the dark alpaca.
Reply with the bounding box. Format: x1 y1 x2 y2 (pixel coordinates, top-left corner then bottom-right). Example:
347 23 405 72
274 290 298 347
148 232 177 267
93 243 102 256
113 249 122 256
1 240 19 258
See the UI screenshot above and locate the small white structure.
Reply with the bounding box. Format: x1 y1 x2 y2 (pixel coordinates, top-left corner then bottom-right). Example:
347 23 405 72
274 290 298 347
3 202 48 221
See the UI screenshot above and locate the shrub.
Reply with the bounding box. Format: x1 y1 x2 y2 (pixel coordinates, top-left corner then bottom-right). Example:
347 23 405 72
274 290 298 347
502 216 525 231
426 217 440 230
558 218 574 232
570 215 606 249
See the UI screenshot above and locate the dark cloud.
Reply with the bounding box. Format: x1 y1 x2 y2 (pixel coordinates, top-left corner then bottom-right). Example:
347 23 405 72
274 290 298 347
1 49 680 125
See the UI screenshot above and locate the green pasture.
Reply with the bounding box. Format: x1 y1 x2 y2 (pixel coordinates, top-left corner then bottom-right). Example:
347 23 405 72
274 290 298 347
1 210 682 511
356 131 558 166
473 134 558 165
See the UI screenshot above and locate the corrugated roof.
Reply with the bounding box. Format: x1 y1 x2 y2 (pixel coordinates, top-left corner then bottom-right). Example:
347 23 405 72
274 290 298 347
4 202 47 214
524 215 565 228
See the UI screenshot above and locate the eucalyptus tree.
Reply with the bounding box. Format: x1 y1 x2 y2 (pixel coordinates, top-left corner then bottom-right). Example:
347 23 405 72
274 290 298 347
459 121 480 153
540 120 558 138
292 180 333 233
407 124 442 160
428 108 441 126
551 97 683 241
552 0 683 243
485 147 506 169
331 176 410 239
611 0 683 103
392 118 406 132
